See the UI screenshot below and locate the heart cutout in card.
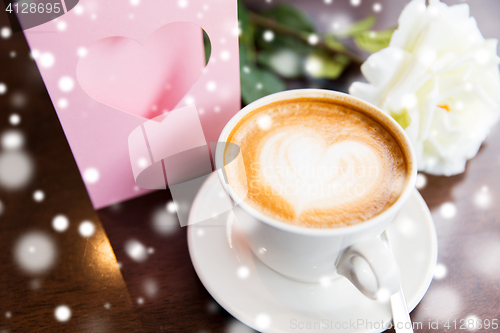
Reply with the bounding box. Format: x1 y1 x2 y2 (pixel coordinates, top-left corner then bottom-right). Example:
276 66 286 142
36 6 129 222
76 22 208 119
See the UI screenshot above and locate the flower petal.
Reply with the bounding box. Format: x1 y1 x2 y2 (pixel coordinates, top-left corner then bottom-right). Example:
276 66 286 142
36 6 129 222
350 0 500 176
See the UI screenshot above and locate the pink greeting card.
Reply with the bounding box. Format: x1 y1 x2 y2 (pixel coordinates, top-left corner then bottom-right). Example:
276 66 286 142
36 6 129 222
21 0 241 208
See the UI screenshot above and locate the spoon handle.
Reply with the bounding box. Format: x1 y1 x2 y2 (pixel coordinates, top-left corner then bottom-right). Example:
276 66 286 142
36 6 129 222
382 232 414 333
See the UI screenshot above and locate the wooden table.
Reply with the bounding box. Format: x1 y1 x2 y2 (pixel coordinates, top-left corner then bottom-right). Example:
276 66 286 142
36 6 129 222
1 4 500 333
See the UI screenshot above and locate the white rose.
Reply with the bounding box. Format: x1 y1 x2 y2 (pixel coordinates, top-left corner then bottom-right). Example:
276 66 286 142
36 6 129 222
349 0 500 176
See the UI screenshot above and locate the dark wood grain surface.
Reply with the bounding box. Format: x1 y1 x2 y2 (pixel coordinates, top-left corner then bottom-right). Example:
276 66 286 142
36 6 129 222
1 2 500 333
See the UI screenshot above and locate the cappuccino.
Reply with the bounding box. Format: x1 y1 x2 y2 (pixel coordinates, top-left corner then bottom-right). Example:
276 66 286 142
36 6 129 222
224 98 408 228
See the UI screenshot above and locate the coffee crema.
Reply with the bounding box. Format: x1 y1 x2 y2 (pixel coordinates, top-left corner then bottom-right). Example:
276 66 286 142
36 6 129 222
224 98 408 228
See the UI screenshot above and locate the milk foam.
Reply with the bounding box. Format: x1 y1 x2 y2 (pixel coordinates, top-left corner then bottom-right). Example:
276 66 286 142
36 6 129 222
225 98 407 228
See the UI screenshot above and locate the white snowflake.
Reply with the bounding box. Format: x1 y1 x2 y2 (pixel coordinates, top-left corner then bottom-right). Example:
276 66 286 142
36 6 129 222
83 167 99 184
58 76 75 92
79 221 95 237
54 305 71 322
39 52 55 68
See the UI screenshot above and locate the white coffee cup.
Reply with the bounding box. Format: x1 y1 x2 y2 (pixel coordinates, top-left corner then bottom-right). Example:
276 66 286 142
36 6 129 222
215 89 417 299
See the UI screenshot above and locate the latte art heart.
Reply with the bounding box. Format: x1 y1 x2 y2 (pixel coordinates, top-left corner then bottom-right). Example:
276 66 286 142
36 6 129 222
225 98 408 228
260 131 388 212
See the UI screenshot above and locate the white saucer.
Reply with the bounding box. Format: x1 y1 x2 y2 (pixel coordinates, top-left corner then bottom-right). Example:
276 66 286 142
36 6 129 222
188 174 437 333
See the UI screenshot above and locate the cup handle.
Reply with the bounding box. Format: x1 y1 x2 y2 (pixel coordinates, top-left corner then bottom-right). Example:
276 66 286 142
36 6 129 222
336 236 401 300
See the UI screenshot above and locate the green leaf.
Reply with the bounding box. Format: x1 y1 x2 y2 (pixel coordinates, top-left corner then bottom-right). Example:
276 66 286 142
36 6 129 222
239 43 249 65
305 51 349 80
240 64 286 105
203 30 211 65
254 4 315 55
324 35 347 52
255 27 312 54
239 42 256 65
343 16 376 37
390 108 412 129
354 28 395 53
257 48 303 79
264 4 315 33
256 49 272 67
238 0 255 47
